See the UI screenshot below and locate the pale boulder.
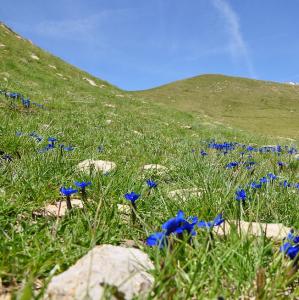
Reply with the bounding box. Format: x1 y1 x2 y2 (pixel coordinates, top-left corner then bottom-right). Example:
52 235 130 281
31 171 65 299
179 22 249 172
45 245 154 300
78 159 116 174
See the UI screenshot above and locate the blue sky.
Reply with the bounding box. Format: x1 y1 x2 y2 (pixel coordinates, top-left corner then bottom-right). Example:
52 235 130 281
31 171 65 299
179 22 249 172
1 0 299 90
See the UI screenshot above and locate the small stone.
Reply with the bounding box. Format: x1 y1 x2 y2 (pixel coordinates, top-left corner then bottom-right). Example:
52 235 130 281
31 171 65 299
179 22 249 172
180 125 192 129
106 119 112 125
33 199 83 217
45 245 154 300
168 188 202 201
104 103 116 108
142 164 168 172
48 64 57 69
214 220 291 240
115 94 125 98
30 53 39 60
0 43 5 47
77 159 116 174
83 77 97 86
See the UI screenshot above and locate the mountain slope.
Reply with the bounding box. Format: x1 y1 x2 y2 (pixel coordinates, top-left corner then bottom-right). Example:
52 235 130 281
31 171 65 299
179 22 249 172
134 74 299 139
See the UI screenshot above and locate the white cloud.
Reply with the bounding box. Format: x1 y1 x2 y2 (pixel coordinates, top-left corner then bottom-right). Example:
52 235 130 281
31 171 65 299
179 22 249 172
211 0 256 77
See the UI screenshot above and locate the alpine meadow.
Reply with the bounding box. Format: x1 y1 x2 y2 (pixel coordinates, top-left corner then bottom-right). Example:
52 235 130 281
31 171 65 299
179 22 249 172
0 20 298 300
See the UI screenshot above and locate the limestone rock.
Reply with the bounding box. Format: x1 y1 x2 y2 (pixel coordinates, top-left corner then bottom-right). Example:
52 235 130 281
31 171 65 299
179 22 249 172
30 53 39 60
45 245 154 300
33 199 83 217
83 77 97 87
180 125 192 129
142 164 168 172
168 188 202 201
214 220 291 240
77 159 116 174
48 64 57 69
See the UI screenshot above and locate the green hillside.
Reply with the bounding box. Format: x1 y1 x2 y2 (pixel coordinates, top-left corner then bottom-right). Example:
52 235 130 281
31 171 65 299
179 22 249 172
135 74 299 139
0 23 299 299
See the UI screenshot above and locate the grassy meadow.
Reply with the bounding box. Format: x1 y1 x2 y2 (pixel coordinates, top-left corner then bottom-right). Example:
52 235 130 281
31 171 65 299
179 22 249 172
0 23 299 299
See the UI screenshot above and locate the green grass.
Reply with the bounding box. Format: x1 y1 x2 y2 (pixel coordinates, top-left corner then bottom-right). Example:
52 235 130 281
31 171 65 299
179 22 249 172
134 74 299 140
0 23 299 299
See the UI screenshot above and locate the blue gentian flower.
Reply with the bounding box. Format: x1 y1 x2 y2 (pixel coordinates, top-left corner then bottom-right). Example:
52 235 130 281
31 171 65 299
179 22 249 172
97 145 104 152
162 210 198 236
281 180 291 188
259 177 268 184
267 173 277 180
226 162 238 169
198 213 225 229
235 189 246 201
146 179 157 188
75 181 91 189
60 187 78 196
16 131 23 137
250 182 262 189
200 150 208 156
48 137 57 147
124 192 140 204
146 232 166 248
278 161 285 168
280 230 299 259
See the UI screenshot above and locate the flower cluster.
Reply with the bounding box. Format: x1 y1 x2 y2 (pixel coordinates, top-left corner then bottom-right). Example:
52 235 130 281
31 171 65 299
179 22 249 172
146 211 224 248
280 230 299 259
0 89 44 109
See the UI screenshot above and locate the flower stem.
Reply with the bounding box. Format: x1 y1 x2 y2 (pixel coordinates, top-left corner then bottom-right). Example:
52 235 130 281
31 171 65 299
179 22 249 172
66 196 72 210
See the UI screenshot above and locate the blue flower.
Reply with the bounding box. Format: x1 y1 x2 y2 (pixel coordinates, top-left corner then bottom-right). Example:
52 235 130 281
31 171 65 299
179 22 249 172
48 137 57 146
162 210 198 236
267 173 277 180
281 180 291 188
97 145 104 152
259 177 268 184
226 162 238 169
60 187 78 197
235 189 246 201
278 161 285 168
146 232 166 248
280 231 299 259
146 179 157 188
198 213 225 229
75 181 91 189
124 192 140 204
200 150 208 156
250 182 262 189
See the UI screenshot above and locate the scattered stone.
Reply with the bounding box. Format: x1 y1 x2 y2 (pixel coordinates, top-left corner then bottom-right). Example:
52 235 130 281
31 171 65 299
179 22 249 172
115 94 125 98
214 220 291 240
105 119 112 125
77 159 116 174
30 53 39 60
0 44 5 47
99 84 106 88
45 245 154 300
180 125 192 129
142 164 168 172
33 199 83 217
133 130 142 136
104 103 116 108
168 188 202 201
56 73 63 77
294 153 299 160
48 64 57 69
83 77 97 87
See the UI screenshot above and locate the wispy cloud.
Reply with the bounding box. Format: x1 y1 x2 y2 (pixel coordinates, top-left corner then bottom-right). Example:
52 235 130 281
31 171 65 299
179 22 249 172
211 0 256 77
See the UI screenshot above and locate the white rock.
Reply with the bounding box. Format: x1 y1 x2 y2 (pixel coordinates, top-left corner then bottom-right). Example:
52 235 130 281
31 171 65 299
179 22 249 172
104 103 116 108
180 125 192 129
99 84 106 88
77 159 116 174
56 73 63 77
214 220 291 240
105 119 112 125
33 199 83 217
0 43 5 47
30 53 39 60
133 130 142 136
142 164 168 172
45 245 154 300
168 188 202 201
294 153 299 160
115 94 125 98
48 64 57 69
83 77 97 87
